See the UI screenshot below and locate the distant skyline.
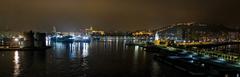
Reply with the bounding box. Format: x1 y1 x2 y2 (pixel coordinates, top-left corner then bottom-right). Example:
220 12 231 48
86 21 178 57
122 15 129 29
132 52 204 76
0 0 240 32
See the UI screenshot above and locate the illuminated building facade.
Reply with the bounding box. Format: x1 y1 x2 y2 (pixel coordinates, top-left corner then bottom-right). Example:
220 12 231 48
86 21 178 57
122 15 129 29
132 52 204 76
157 23 239 43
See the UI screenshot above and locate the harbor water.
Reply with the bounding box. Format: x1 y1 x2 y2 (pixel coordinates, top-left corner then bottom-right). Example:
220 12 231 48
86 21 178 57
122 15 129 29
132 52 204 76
0 37 237 77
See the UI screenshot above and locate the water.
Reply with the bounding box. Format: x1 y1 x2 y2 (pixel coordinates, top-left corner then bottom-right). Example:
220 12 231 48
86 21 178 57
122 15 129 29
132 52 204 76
0 39 192 77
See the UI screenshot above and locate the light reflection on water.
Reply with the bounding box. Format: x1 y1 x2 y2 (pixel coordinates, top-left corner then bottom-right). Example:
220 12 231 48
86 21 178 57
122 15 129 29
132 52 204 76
60 42 90 59
13 51 20 77
133 46 139 66
132 46 139 73
5 37 240 77
82 43 89 58
151 61 160 77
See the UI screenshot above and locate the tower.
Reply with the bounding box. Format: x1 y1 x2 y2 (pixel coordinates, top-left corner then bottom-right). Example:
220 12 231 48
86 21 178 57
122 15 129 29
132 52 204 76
154 32 160 45
52 26 57 33
90 26 93 31
52 26 57 36
155 32 159 40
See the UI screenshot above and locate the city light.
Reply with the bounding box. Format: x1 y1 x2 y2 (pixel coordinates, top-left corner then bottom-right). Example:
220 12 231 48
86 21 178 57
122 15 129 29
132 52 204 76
14 38 19 42
83 36 89 40
0 0 239 77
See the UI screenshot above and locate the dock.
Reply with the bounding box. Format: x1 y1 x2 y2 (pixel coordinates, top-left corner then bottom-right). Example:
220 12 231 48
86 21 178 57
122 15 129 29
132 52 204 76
126 42 240 76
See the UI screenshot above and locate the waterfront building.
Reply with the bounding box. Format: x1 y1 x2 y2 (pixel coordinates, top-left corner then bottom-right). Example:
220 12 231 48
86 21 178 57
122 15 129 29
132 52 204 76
156 23 239 43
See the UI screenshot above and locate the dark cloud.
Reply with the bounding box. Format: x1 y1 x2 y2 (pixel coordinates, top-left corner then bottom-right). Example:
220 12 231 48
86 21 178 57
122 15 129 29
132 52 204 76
0 0 239 32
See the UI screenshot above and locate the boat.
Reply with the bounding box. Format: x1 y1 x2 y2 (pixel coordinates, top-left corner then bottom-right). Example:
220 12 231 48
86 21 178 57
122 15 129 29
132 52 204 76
51 35 91 43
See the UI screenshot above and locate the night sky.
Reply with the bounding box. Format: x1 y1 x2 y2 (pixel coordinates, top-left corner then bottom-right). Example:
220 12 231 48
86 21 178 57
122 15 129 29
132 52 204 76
0 0 240 32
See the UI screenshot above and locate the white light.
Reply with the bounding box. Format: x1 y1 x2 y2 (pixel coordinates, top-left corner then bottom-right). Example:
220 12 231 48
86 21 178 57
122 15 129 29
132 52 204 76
83 36 89 40
83 43 89 57
69 37 76 39
189 60 194 63
14 51 19 63
14 38 19 42
193 52 197 55
154 32 159 40
225 74 229 77
201 63 205 67
218 58 225 61
14 51 20 77
183 40 186 43
188 55 193 58
19 35 23 38
70 34 75 37
56 35 60 38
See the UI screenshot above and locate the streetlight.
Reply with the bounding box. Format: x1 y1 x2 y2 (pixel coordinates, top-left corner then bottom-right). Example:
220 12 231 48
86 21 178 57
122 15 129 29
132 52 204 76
14 38 19 42
13 38 20 48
